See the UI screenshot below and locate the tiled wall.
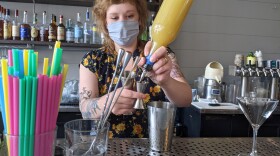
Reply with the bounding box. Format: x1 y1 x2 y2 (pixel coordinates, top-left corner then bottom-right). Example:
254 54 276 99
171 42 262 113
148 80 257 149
2 0 280 86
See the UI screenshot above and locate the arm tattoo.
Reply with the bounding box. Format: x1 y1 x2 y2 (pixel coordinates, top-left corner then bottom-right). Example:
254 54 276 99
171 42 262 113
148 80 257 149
168 53 185 79
79 87 92 101
79 87 100 119
81 98 101 119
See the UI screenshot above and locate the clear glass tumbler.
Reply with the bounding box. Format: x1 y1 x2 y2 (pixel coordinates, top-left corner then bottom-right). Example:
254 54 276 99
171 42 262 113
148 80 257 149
64 119 110 156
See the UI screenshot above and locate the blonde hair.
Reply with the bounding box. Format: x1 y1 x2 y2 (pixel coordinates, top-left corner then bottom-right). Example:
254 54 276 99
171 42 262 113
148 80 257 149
93 0 148 53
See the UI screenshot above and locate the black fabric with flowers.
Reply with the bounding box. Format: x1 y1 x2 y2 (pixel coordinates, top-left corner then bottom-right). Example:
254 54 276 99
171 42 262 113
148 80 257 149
80 47 167 138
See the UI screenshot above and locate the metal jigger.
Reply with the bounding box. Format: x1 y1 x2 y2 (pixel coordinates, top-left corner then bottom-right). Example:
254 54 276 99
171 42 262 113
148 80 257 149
134 81 148 109
121 71 135 89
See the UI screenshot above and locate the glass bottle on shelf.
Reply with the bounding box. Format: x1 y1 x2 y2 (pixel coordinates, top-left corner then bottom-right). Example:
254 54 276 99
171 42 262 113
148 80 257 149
0 6 4 40
40 11 48 42
4 9 12 40
31 13 39 41
12 9 20 40
57 15 65 42
91 15 101 44
20 11 31 41
74 13 83 43
48 14 57 42
66 19 74 43
83 8 91 44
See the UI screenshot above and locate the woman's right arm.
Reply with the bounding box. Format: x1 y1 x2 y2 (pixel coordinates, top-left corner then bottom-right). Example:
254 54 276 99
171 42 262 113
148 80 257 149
79 64 146 119
79 64 105 119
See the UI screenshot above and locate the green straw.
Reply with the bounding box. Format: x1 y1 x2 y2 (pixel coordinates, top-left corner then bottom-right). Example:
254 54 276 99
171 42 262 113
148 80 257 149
47 66 51 77
12 49 19 75
29 77 38 156
28 50 34 77
19 78 26 156
8 67 14 76
24 76 32 156
51 48 63 76
32 53 37 77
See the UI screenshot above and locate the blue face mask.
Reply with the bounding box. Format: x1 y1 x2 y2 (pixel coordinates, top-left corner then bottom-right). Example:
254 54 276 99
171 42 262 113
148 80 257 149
107 20 139 46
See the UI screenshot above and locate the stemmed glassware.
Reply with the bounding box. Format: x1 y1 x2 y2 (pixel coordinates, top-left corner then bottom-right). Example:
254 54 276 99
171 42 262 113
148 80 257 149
236 77 279 156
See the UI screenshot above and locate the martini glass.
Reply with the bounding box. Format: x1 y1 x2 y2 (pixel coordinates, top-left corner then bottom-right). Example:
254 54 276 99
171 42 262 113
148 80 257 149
236 78 279 156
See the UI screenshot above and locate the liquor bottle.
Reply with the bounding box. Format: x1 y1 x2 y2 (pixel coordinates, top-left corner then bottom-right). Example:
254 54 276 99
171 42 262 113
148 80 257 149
31 13 39 41
91 22 101 44
0 6 3 40
3 9 12 40
83 8 91 44
66 19 74 43
148 12 155 41
12 9 20 40
57 15 65 42
40 11 48 42
140 0 193 80
20 11 31 41
48 14 57 42
74 13 83 43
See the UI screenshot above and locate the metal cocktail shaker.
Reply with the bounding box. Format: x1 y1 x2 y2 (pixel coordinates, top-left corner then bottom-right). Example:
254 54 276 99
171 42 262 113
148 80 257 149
147 101 176 152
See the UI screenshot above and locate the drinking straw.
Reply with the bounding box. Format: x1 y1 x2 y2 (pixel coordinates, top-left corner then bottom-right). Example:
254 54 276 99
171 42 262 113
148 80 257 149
51 48 63 76
8 76 14 135
23 49 29 76
19 78 26 156
49 76 57 131
50 41 61 77
24 76 32 156
18 50 24 79
34 75 43 156
7 75 14 156
0 76 7 134
12 77 19 156
34 52 38 76
1 59 10 134
53 74 62 130
43 58 49 75
46 77 53 131
29 77 38 156
41 75 48 133
8 49 13 66
12 49 19 77
47 66 51 77
8 66 14 76
28 50 34 77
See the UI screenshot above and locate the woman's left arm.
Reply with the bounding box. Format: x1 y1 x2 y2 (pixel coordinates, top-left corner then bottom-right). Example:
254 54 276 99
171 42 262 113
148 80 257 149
160 52 192 107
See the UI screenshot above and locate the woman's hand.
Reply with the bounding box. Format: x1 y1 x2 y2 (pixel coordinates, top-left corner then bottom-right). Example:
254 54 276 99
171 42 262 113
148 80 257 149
139 41 173 86
110 88 146 115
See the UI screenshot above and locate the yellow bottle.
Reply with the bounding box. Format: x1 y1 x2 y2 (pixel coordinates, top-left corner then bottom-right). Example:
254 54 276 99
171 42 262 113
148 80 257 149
143 0 193 71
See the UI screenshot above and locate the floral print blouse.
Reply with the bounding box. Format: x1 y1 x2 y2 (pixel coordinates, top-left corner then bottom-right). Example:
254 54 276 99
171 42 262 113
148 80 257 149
81 46 168 138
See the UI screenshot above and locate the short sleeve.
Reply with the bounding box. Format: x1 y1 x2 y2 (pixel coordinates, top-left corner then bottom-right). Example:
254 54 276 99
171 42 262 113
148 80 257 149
80 49 102 74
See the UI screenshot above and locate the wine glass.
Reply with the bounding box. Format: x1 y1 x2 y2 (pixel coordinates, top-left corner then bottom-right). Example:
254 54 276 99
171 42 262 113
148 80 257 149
236 77 279 156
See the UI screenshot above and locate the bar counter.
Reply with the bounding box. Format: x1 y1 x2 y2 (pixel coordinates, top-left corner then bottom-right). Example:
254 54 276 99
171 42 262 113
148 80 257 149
56 137 280 156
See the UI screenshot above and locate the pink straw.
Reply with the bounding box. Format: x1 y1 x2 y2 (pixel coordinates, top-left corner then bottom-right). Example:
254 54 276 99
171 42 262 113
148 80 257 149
8 75 14 156
41 75 48 133
35 74 43 134
13 77 19 156
8 75 14 135
13 77 19 135
53 74 62 130
8 49 13 66
45 77 53 132
50 76 57 131
34 75 43 156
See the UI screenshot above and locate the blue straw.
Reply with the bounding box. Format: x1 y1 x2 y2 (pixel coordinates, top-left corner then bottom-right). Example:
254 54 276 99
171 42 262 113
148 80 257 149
0 76 7 133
